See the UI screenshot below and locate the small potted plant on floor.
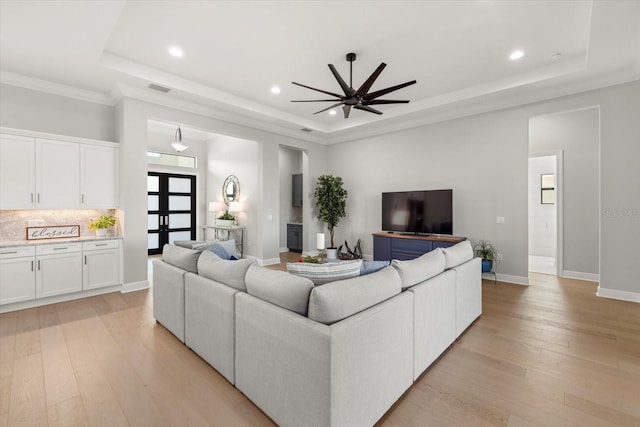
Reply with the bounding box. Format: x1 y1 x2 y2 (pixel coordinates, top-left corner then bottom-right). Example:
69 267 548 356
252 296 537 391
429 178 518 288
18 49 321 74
88 215 117 237
474 240 499 273
314 175 348 259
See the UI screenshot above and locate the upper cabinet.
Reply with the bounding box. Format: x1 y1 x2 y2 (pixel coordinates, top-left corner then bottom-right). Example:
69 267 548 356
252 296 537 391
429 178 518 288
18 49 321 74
0 130 118 210
292 173 303 207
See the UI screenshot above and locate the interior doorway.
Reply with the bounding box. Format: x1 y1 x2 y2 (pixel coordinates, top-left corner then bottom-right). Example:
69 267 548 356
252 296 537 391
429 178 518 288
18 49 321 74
528 152 562 275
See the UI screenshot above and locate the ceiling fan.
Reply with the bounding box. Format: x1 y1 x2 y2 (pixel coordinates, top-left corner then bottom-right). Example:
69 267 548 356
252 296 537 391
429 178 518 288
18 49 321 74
291 52 416 119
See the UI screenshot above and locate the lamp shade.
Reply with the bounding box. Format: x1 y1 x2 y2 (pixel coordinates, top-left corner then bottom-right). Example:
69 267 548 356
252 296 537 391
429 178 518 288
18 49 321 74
228 201 243 213
209 201 226 212
316 233 325 251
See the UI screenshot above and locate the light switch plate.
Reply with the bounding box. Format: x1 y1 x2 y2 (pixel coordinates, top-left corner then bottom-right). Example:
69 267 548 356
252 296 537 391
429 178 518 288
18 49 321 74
496 216 505 224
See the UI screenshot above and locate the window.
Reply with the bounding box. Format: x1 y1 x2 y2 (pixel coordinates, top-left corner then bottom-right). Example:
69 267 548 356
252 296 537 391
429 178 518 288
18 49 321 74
147 151 196 168
541 174 555 204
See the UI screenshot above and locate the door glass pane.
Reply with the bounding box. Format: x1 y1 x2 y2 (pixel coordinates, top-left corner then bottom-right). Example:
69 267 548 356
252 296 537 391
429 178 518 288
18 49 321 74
148 234 159 249
169 195 190 210
169 214 191 229
148 195 159 211
148 215 159 230
169 231 191 245
147 175 159 192
169 177 191 193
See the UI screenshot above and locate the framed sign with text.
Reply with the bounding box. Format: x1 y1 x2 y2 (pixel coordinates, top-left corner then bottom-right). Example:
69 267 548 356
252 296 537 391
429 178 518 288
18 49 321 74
26 225 80 240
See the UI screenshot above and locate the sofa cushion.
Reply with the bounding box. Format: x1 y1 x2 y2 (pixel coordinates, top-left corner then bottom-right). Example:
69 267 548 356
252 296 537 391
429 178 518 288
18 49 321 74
245 265 314 316
442 240 473 269
162 244 200 273
197 250 254 291
308 266 401 324
286 259 362 285
391 248 446 289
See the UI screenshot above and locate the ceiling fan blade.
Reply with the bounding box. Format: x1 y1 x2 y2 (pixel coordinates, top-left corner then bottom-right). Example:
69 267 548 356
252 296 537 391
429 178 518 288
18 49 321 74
343 105 352 119
355 63 386 97
363 99 410 105
354 104 383 115
292 81 343 98
314 102 345 115
328 64 353 96
363 80 417 101
291 99 342 102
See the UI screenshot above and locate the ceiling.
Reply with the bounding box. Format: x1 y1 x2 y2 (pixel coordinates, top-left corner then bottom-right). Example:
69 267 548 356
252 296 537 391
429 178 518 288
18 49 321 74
1 1 639 144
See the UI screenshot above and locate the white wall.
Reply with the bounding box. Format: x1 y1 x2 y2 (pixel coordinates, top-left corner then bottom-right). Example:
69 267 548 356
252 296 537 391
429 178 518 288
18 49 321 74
278 146 303 250
328 80 640 296
529 108 600 276
528 156 556 258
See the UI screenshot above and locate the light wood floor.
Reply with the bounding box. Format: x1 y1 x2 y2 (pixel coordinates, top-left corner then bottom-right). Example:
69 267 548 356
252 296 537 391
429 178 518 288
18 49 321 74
1 260 639 426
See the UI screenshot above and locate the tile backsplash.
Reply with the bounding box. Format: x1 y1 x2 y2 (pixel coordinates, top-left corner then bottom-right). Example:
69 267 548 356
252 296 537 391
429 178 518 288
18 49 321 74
0 209 118 242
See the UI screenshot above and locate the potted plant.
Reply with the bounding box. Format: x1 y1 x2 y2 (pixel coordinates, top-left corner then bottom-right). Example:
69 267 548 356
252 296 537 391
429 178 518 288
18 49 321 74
216 211 235 227
474 240 499 273
314 175 348 259
88 215 117 237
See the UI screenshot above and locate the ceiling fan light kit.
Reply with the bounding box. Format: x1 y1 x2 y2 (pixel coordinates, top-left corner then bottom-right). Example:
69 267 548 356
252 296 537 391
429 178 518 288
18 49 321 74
291 52 416 119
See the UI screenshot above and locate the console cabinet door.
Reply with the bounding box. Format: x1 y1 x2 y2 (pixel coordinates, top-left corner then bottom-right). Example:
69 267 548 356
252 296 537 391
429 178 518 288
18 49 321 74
83 240 120 290
0 257 36 305
36 139 80 208
0 134 36 209
81 145 117 208
36 244 82 298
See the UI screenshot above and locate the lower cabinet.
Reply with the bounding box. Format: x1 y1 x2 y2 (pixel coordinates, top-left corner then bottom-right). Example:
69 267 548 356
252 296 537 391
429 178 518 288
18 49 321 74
0 246 36 305
83 240 120 290
287 223 302 252
36 243 82 298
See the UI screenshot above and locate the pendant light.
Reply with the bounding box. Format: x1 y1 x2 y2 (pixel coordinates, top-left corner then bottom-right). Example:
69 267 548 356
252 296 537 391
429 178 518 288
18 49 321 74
169 126 189 152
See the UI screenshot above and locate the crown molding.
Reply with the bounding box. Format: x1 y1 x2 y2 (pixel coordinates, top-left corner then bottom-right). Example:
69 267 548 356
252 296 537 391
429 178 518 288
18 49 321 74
0 70 114 106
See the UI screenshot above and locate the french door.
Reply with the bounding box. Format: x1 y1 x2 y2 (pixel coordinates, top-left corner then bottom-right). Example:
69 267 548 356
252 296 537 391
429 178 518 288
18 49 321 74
147 172 196 255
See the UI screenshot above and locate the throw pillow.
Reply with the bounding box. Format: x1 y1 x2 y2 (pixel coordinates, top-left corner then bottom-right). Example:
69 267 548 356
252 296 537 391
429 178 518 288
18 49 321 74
217 239 238 258
197 250 254 291
208 243 230 260
286 259 362 285
360 260 390 276
391 248 446 289
162 244 200 273
441 240 473 269
245 265 314 315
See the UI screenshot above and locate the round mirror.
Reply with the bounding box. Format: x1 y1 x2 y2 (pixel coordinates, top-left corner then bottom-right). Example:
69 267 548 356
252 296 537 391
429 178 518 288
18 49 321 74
222 175 240 206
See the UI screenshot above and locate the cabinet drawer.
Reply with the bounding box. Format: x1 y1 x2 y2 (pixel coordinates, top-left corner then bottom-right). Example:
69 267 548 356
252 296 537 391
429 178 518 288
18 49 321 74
36 242 82 255
0 246 36 259
83 239 119 251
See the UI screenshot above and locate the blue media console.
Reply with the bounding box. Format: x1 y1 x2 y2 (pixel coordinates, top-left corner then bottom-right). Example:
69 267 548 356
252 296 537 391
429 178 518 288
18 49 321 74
372 232 466 261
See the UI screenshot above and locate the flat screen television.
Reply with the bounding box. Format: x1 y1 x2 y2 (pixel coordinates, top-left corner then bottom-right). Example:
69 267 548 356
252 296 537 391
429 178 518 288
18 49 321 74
382 190 453 235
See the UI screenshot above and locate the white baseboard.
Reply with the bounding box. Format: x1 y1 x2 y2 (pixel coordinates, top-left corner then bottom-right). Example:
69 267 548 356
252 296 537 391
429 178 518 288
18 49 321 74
596 287 640 303
0 284 122 314
257 257 281 266
496 273 529 286
562 270 600 282
279 247 289 253
121 280 150 293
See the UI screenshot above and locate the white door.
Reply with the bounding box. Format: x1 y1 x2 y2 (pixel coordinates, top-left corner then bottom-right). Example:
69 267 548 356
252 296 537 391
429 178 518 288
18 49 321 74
0 257 36 305
81 145 117 208
83 249 120 290
36 252 82 298
36 138 80 208
0 134 36 209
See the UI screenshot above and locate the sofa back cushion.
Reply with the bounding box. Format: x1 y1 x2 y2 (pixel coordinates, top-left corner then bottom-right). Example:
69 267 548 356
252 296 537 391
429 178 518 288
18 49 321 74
162 244 200 273
308 266 401 324
442 240 473 269
245 265 314 316
391 248 446 289
286 259 362 285
197 250 254 291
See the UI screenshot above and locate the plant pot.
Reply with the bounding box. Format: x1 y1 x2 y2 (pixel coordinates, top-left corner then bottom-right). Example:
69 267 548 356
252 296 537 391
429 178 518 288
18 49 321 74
216 219 234 227
326 248 338 259
95 228 108 238
481 259 492 273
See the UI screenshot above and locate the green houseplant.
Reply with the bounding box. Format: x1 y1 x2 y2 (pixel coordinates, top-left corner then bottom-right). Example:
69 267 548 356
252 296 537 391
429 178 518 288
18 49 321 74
88 215 117 237
474 240 499 273
216 211 235 227
314 175 348 258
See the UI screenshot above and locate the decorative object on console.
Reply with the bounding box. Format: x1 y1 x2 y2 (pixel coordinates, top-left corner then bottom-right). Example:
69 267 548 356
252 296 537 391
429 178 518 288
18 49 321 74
291 52 417 119
316 232 325 254
338 238 362 260
216 211 235 228
314 175 348 259
228 201 243 226
473 239 499 273
169 126 189 152
88 215 116 237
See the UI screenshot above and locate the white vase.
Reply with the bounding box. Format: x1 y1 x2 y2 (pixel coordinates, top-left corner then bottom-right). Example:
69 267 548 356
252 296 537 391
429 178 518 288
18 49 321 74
95 228 108 237
216 219 234 227
326 248 338 259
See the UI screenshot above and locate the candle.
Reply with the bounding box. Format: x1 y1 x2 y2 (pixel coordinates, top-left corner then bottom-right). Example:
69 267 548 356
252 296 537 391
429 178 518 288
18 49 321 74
316 233 325 250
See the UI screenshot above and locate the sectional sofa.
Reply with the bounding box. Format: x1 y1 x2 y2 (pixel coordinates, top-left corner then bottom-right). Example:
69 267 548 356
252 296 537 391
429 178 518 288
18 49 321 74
153 241 482 427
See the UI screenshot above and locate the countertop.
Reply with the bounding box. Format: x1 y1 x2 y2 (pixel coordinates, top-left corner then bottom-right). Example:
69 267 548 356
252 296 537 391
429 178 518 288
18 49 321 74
0 235 122 249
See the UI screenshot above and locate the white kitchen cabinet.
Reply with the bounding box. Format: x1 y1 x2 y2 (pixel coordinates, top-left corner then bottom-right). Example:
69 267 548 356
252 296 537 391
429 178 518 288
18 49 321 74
0 134 36 208
0 246 36 305
35 243 82 298
83 239 120 290
36 138 80 208
80 145 118 208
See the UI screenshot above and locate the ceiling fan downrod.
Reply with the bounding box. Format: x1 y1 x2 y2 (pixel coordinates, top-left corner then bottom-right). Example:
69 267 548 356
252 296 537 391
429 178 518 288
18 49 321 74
346 52 356 89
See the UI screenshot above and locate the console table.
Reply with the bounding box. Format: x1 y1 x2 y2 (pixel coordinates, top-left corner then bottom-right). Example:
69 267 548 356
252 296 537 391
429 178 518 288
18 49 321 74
203 225 245 258
372 232 466 261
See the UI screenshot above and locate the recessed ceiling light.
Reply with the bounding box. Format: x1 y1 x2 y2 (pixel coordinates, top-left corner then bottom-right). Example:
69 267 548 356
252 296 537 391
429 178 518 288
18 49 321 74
510 50 524 60
329 110 337 116
271 86 281 94
169 46 183 57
